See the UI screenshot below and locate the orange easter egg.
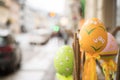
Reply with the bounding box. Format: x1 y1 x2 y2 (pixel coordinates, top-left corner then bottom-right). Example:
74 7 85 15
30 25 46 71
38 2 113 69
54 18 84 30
79 19 85 30
79 18 107 54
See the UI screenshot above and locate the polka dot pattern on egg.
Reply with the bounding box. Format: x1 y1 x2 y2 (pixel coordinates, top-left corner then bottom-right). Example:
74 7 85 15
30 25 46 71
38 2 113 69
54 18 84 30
54 45 74 77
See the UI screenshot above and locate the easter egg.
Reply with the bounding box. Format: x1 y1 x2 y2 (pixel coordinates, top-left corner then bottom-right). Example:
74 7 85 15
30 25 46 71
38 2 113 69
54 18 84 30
100 32 119 60
54 45 74 76
56 73 73 80
79 18 107 53
79 19 85 30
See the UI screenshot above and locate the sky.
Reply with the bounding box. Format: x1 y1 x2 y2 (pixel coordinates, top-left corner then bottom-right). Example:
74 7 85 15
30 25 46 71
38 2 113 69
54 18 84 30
26 0 66 14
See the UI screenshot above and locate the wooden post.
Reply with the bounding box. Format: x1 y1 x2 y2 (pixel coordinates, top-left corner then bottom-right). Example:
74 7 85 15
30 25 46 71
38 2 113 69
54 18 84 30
85 0 116 31
116 49 120 80
97 0 116 31
85 0 97 19
73 33 81 80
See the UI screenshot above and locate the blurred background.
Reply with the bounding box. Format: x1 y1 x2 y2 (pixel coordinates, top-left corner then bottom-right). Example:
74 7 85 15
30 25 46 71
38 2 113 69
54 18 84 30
0 0 119 80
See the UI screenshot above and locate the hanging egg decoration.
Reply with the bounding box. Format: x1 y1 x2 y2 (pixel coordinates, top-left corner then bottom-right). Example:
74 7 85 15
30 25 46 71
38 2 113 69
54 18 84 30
79 18 108 53
56 73 73 80
100 32 119 60
54 45 74 76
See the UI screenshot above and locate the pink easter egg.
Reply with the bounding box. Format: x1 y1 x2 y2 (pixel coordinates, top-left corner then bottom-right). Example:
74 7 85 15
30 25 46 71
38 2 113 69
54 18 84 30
100 32 119 59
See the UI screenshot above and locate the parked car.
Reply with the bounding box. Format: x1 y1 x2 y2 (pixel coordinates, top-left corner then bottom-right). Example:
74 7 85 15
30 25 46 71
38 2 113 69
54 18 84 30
0 29 22 72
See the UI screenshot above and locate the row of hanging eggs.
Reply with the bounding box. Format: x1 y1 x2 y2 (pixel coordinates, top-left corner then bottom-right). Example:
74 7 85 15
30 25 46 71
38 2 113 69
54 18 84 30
79 18 119 80
79 18 119 58
53 18 119 80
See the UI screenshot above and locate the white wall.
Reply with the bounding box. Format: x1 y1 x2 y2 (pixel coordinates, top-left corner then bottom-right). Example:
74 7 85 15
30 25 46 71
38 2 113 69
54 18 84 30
26 0 66 15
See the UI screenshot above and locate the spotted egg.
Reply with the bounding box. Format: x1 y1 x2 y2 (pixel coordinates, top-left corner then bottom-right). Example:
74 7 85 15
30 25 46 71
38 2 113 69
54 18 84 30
54 45 74 76
56 73 73 80
79 18 107 53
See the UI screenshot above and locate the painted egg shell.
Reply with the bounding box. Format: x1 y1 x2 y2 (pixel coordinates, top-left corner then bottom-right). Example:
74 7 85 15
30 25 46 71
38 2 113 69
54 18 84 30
79 18 107 53
56 73 73 80
54 45 74 76
100 32 119 60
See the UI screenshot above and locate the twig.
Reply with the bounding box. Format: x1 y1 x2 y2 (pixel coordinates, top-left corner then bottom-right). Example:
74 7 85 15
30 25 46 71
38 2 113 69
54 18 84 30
110 27 120 36
73 33 81 80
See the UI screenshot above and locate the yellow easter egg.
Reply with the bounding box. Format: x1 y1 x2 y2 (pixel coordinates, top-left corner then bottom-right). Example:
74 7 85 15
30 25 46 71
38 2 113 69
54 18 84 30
79 18 107 54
